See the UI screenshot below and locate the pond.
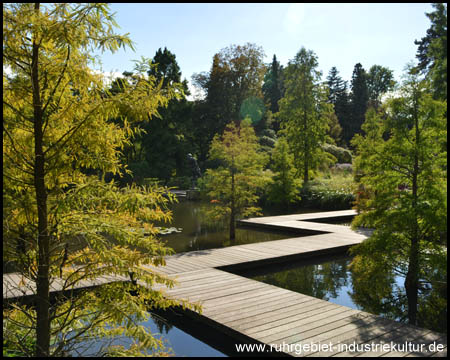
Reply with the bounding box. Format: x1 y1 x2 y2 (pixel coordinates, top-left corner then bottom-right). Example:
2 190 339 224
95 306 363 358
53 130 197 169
69 310 227 357
235 252 447 334
155 200 321 253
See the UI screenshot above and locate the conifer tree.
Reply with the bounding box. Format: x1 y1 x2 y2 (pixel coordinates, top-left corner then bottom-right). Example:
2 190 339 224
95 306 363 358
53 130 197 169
414 3 447 100
351 68 447 327
278 47 334 184
326 66 349 146
202 119 271 240
348 63 369 146
262 54 284 131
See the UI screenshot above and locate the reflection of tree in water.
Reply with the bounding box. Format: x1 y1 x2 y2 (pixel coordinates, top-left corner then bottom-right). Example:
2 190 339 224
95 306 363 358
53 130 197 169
349 253 447 334
150 313 173 334
253 258 349 301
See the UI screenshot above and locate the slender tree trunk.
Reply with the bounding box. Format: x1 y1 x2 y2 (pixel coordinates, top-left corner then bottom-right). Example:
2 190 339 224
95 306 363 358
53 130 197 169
405 167 419 326
32 3 51 356
303 107 309 185
405 93 421 326
230 171 236 240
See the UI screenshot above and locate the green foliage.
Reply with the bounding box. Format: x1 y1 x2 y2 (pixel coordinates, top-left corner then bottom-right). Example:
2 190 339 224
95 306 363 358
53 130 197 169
109 48 195 185
347 63 369 146
327 66 350 147
366 65 396 109
321 143 353 164
191 43 267 158
262 54 284 131
414 3 447 100
3 3 198 356
350 68 447 325
278 47 334 184
267 138 301 206
300 184 355 211
201 120 272 238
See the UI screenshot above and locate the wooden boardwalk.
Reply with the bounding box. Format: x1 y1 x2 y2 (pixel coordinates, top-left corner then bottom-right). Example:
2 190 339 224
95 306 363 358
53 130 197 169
3 210 447 357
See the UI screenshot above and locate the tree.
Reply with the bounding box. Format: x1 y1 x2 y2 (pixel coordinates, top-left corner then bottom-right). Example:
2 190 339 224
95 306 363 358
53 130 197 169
267 137 301 207
350 68 447 327
347 63 369 146
201 119 271 240
3 3 197 356
142 48 195 184
278 47 334 184
366 65 395 110
414 3 447 100
149 47 184 89
191 43 266 153
326 67 347 145
262 54 284 131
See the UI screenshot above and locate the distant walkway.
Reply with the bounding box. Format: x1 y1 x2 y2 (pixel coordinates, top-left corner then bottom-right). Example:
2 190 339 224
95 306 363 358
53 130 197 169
3 210 447 357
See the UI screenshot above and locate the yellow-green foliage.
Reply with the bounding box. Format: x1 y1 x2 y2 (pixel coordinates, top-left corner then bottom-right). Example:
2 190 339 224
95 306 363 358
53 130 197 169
201 119 272 223
3 3 197 357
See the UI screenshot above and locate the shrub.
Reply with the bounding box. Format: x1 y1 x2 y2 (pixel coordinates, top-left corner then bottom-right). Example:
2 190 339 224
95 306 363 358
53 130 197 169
321 143 353 164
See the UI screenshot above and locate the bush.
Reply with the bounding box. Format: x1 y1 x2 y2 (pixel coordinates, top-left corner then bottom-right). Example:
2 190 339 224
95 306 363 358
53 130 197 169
321 143 352 164
300 185 355 210
299 174 355 210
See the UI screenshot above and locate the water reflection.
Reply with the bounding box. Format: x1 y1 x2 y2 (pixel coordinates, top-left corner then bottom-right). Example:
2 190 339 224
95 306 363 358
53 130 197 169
71 312 226 357
240 253 446 334
156 201 293 253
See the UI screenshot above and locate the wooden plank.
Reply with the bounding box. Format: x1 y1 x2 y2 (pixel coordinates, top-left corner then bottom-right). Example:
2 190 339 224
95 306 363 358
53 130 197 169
204 290 299 316
227 298 337 330
257 307 360 343
173 281 269 303
200 286 293 309
215 294 324 325
303 316 406 357
240 301 338 334
207 292 301 319
165 277 249 297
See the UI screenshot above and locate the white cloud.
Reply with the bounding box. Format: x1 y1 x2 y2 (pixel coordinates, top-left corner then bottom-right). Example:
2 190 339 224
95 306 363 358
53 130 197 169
186 81 206 101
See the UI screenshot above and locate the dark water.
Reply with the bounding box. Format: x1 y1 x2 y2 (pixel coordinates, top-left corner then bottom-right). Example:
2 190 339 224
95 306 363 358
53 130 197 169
71 312 226 357
238 252 447 334
156 200 317 253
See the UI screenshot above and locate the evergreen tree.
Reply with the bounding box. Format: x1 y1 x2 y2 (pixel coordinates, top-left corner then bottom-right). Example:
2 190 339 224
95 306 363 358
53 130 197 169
348 63 369 146
142 48 194 183
149 47 182 88
414 3 447 100
326 66 349 146
278 47 334 184
262 54 284 131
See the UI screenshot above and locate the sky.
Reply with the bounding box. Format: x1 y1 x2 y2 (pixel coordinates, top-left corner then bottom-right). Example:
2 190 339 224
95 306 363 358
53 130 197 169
95 3 434 98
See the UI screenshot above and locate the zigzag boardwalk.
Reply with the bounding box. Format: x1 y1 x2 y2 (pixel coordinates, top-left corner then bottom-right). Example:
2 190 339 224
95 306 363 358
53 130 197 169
3 210 447 357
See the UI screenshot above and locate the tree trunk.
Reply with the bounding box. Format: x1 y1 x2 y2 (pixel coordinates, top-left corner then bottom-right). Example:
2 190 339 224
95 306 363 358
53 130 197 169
303 107 309 185
230 171 236 240
405 95 421 326
32 3 51 356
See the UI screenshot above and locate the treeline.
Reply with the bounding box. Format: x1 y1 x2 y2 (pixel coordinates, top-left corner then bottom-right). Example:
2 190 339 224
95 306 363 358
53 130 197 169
110 45 397 186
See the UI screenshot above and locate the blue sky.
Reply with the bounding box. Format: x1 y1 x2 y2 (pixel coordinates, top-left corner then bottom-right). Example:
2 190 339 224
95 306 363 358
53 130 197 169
95 3 433 96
